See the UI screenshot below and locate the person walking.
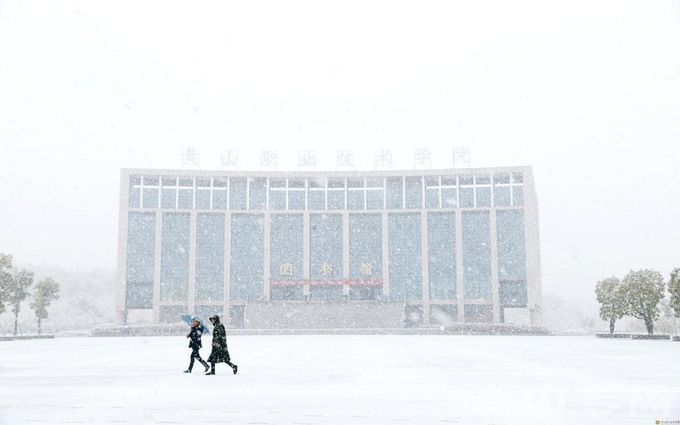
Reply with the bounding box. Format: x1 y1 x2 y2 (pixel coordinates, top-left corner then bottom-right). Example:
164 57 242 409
206 315 238 375
184 319 210 374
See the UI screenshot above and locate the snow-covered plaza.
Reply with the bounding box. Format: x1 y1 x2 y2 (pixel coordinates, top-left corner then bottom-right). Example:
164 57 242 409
1 335 679 425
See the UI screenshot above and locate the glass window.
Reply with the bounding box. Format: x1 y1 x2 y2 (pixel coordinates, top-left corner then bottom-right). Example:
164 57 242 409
366 190 384 210
512 172 523 183
129 187 141 208
405 177 422 209
143 176 159 186
308 190 325 210
459 176 473 185
328 178 345 188
327 190 345 210
126 212 155 308
269 178 285 188
428 212 455 300
229 178 247 210
248 178 266 210
179 178 193 187
512 186 524 206
497 210 527 281
213 177 228 188
459 187 474 208
161 177 176 186
212 190 228 209
142 188 159 209
500 281 528 307
464 305 493 323
310 214 343 301
130 175 141 185
462 211 491 301
289 178 305 189
388 213 422 301
425 188 439 209
288 191 305 210
475 175 490 185
441 188 457 208
196 214 225 302
348 178 364 188
178 189 193 209
476 187 491 207
426 176 439 187
197 178 211 187
270 214 304 286
347 190 365 210
308 177 325 188
269 190 286 210
494 174 510 184
441 176 456 186
161 188 176 209
230 214 264 300
366 177 383 188
161 213 190 302
349 214 382 282
196 189 211 209
494 186 511 207
386 177 403 209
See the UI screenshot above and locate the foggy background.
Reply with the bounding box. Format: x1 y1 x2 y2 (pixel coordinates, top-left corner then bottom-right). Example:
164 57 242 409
1 0 679 331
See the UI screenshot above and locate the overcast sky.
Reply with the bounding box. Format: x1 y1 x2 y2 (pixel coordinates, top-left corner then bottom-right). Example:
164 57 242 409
1 0 679 305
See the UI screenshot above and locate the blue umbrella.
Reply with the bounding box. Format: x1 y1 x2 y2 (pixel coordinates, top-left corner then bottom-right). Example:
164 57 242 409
180 314 210 335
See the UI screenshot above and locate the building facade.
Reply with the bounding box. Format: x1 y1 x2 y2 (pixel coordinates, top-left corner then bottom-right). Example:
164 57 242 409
116 167 542 328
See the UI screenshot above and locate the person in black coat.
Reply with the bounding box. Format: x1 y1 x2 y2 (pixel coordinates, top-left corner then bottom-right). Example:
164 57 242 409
206 315 238 375
184 319 210 373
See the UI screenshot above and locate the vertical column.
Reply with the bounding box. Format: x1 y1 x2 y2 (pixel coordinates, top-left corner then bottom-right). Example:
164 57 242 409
153 210 162 322
116 171 130 324
421 212 430 323
188 211 197 314
381 212 390 297
342 212 350 299
263 211 271 300
303 212 310 299
223 212 231 317
455 209 464 322
490 209 501 323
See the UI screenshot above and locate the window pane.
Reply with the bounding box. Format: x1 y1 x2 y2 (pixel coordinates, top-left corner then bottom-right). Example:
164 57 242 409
494 174 510 184
129 187 141 208
179 178 193 187
142 188 159 209
347 190 365 210
130 175 141 185
512 172 523 183
196 189 211 209
161 213 190 302
388 213 421 300
229 178 247 210
197 178 211 187
512 186 524 206
441 176 456 186
405 177 422 209
425 188 439 209
348 178 364 188
230 214 264 300
475 175 490 185
288 191 305 210
476 187 491 207
441 188 457 208
310 214 343 301
269 190 286 210
386 177 403 209
497 210 526 281
459 187 474 208
270 214 304 301
327 190 345 210
366 177 383 188
494 186 511 207
196 214 224 302
308 190 325 210
143 176 159 186
126 212 155 308
462 211 491 300
428 212 455 300
161 188 176 209
366 190 384 209
178 189 193 209
212 190 228 209
249 178 266 210
213 178 228 188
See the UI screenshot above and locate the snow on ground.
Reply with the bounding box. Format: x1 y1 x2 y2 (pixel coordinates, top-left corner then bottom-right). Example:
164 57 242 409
1 335 679 425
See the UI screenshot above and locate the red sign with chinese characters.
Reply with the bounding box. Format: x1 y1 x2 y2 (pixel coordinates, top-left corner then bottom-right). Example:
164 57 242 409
270 279 383 286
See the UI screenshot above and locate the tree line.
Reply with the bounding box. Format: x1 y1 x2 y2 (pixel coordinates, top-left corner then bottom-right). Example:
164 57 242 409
595 268 680 335
0 253 60 335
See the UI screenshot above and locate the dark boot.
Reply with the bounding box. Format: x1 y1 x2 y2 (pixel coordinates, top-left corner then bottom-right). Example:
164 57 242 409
206 363 216 375
232 364 238 375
